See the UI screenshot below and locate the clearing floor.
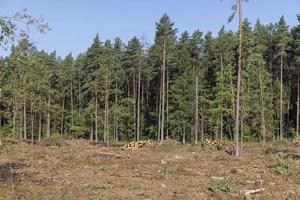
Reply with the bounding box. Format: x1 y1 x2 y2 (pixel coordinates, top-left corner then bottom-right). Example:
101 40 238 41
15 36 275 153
0 139 299 200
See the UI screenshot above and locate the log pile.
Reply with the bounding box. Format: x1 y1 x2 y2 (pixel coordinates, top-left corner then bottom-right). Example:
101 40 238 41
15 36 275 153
202 139 234 151
122 140 153 149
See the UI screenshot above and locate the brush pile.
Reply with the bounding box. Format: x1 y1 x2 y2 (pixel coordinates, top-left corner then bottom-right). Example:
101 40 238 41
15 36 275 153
202 139 234 151
122 140 153 149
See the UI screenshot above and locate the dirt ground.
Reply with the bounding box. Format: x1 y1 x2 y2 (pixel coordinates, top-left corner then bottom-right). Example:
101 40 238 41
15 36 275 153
0 139 299 200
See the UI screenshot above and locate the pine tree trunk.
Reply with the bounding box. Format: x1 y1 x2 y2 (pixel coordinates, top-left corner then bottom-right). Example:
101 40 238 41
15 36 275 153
259 65 266 142
297 70 300 139
220 54 224 141
60 94 65 136
90 111 94 142
47 81 51 138
30 102 34 145
235 0 243 156
71 82 74 128
95 89 98 141
161 40 166 141
182 127 186 144
12 108 16 139
166 68 169 139
113 83 118 142
280 53 283 140
158 68 162 141
133 74 136 140
137 59 141 141
146 80 149 107
195 75 199 144
23 99 27 139
116 84 119 142
19 106 23 139
38 112 42 141
104 76 109 145
201 110 204 142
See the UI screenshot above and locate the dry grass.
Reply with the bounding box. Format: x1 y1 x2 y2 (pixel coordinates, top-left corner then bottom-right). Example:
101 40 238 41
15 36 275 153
0 139 299 200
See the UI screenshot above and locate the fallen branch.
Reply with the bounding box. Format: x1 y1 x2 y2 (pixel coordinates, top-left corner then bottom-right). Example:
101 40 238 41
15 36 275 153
285 153 300 160
98 152 126 159
240 188 264 196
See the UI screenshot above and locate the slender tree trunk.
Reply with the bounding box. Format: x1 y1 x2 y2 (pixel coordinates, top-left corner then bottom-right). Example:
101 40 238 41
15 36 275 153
38 112 42 141
71 82 74 128
78 80 81 114
158 69 162 141
60 93 65 136
104 77 110 145
12 108 16 139
280 53 283 140
146 80 149 107
161 40 166 141
297 70 300 139
23 99 27 140
182 127 186 144
195 75 199 144
220 54 224 141
133 74 136 140
47 81 51 138
235 0 243 156
19 106 23 139
95 89 98 141
30 102 34 145
166 67 169 139
200 110 204 142
90 111 94 142
287 79 291 123
137 59 141 141
113 83 118 142
259 65 266 142
240 110 244 155
116 84 119 142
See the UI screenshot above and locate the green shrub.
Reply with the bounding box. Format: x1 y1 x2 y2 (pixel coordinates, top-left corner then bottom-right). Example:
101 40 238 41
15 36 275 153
208 179 234 193
271 153 293 176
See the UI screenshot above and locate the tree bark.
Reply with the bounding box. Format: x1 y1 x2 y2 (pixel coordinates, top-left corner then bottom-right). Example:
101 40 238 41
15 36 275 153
113 83 119 142
30 102 34 145
71 82 74 128
137 59 141 141
220 53 224 141
297 70 300 139
235 0 243 156
161 39 166 141
195 75 199 144
47 80 51 138
104 76 110 145
95 89 98 141
259 65 266 142
60 93 65 136
12 107 16 139
280 53 283 140
38 112 42 141
23 99 27 139
158 67 162 141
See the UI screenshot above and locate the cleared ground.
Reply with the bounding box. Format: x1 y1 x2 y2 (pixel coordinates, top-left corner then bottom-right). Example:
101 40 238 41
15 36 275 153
0 139 299 200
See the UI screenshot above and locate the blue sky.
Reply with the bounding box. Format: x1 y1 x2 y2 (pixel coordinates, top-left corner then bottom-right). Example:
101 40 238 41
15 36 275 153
0 0 299 58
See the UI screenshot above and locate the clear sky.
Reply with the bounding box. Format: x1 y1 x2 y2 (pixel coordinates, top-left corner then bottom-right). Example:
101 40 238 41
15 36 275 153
0 0 299 58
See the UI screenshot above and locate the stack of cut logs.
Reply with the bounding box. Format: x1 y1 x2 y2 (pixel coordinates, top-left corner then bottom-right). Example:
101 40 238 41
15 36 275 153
122 140 153 149
202 139 234 151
